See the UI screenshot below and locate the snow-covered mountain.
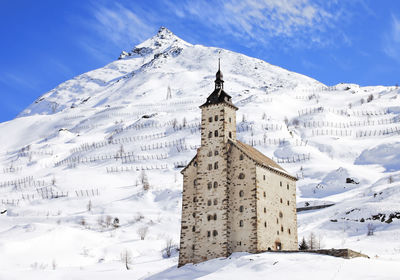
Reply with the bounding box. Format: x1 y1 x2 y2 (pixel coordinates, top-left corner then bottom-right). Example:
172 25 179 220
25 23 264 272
0 27 399 279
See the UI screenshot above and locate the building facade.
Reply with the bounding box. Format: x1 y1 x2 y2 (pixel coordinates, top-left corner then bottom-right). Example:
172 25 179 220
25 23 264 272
178 64 298 267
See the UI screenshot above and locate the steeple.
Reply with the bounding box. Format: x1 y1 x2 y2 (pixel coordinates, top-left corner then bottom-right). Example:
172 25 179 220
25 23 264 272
215 58 224 90
200 60 237 109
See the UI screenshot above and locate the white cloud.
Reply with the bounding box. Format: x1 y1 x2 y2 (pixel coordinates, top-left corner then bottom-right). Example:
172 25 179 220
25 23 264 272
169 0 349 49
383 15 400 62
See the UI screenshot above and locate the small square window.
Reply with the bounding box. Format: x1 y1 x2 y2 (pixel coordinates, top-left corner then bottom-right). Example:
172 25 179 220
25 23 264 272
209 117 212 122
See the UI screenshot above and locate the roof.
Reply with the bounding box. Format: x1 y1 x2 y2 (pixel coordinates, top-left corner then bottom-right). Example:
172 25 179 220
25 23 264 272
230 140 297 180
180 154 197 174
200 88 237 109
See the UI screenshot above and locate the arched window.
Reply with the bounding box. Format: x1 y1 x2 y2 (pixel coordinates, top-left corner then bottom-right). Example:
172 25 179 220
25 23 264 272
213 199 218 205
279 212 283 218
239 154 244 160
214 162 218 169
213 230 218 236
239 173 245 179
239 220 244 227
264 207 266 213
287 200 290 206
193 179 197 186
264 221 267 228
239 190 244 197
288 228 291 234
213 181 218 188
239 205 244 212
213 214 217 220
208 132 212 138
214 130 218 137
281 226 284 232
208 182 212 189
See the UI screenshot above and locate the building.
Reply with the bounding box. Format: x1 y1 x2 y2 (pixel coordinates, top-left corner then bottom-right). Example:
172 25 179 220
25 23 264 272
178 63 298 267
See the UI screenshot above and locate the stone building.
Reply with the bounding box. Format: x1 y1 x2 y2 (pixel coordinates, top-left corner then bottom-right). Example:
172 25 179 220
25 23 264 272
178 63 298 267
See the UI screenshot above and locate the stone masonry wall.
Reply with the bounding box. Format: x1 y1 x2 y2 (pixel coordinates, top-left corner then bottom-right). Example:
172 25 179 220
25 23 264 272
256 166 298 251
227 143 257 254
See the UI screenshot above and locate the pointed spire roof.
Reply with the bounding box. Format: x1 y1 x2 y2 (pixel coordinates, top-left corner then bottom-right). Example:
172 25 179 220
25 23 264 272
200 61 237 109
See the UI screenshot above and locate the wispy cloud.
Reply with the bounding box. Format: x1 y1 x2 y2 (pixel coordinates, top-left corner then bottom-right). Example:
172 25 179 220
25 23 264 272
383 15 400 62
167 0 352 49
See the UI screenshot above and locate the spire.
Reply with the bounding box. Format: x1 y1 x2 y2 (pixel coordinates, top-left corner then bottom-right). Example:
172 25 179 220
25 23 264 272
215 58 224 90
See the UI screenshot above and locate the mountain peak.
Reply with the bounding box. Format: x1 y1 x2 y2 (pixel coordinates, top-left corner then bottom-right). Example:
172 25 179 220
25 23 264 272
119 27 190 59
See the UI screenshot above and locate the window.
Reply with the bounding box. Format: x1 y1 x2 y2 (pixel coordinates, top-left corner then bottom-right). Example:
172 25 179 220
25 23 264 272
214 162 218 169
277 231 279 235
276 218 279 224
192 226 195 232
288 228 291 235
263 192 266 198
229 132 232 138
239 154 244 160
287 200 290 206
237 241 241 245
287 183 289 190
193 197 197 202
280 181 282 187
192 245 195 250
207 200 212 206
239 220 244 227
207 215 211 221
263 175 266 180
214 130 218 137
213 181 218 188
238 173 245 179
209 117 212 122
279 212 283 218
213 214 217 220
208 132 212 138
208 182 212 189
192 213 195 218
193 179 197 186
280 198 283 204
264 221 267 228
229 117 232 123
215 115 218 121
194 161 198 167
213 230 218 236
208 151 212 157
214 150 219 156
281 226 284 232
264 207 266 213
213 199 218 205
239 205 244 212
208 164 212 170
207 231 211 237
239 190 244 197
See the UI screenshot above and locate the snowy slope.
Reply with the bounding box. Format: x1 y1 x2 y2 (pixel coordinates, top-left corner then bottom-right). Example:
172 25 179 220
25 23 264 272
0 27 400 279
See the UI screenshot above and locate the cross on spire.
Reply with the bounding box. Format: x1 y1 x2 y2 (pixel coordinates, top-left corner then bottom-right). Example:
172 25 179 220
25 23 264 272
215 58 224 90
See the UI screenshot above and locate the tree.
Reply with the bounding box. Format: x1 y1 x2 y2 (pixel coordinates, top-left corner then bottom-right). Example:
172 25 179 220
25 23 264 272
182 117 187 127
164 238 175 258
172 118 178 129
284 116 289 128
121 249 132 270
308 232 317 250
140 171 150 191
367 223 375 236
299 237 309 250
360 98 365 105
388 176 394 184
87 200 92 212
137 226 148 240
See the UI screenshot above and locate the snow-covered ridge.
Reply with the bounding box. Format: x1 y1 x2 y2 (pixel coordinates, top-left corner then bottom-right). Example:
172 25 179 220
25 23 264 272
1 27 400 279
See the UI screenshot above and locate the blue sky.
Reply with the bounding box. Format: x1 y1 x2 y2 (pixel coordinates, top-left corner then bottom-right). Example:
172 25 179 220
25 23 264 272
1 0 400 122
